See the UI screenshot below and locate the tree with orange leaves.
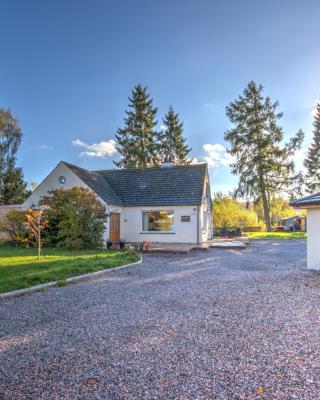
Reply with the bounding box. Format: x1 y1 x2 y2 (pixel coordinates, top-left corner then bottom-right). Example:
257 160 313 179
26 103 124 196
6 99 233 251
24 209 48 260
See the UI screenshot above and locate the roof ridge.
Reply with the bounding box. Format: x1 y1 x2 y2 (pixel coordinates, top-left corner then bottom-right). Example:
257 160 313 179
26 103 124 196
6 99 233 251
94 163 207 174
63 161 123 205
63 161 99 175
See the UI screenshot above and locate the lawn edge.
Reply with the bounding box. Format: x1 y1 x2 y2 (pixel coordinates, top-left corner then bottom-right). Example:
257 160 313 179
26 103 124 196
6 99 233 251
0 256 142 300
248 237 306 240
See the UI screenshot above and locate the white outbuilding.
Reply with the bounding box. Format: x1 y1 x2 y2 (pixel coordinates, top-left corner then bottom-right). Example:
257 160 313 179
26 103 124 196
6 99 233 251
290 192 320 270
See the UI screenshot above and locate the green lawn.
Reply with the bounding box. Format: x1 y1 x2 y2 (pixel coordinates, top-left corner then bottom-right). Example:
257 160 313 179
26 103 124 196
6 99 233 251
0 246 140 294
246 231 307 240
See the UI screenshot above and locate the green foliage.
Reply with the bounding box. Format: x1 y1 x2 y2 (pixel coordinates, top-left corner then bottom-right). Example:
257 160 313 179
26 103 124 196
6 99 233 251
1 166 28 204
304 103 320 193
254 197 297 226
159 106 191 164
0 210 30 246
213 192 259 228
115 84 160 168
41 187 107 249
225 81 304 231
0 108 28 205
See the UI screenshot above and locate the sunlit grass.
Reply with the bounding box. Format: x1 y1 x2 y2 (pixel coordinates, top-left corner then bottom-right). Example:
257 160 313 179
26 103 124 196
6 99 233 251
246 231 307 240
0 246 140 293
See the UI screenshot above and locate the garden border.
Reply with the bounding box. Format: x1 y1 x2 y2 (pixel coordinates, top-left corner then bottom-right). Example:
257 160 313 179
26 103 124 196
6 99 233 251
0 257 142 300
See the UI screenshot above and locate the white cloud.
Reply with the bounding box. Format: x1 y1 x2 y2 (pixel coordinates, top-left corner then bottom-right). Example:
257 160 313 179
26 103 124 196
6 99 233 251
33 144 53 150
159 124 166 131
72 139 117 158
293 146 308 172
203 143 234 168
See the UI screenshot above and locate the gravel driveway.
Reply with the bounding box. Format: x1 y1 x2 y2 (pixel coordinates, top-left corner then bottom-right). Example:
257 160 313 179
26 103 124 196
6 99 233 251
1 239 320 399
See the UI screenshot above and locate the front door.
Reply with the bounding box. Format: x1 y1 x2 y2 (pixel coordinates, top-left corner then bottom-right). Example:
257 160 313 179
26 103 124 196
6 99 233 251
109 213 120 241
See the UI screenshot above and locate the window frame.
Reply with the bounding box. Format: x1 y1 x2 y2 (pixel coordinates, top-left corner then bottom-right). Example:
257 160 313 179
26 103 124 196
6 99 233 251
141 210 175 234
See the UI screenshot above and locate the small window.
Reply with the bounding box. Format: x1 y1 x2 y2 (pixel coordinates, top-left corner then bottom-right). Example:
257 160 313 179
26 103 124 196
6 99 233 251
59 176 66 184
142 211 174 232
181 215 191 222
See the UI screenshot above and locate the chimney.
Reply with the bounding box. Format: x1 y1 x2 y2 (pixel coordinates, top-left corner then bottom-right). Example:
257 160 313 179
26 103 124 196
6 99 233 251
160 161 175 168
161 155 175 168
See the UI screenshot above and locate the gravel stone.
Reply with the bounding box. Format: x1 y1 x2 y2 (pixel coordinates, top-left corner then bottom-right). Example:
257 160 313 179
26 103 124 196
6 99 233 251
1 239 320 399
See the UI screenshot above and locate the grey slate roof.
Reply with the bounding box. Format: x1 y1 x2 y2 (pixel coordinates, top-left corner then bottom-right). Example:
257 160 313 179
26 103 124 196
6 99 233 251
64 162 122 205
63 161 208 207
290 191 320 208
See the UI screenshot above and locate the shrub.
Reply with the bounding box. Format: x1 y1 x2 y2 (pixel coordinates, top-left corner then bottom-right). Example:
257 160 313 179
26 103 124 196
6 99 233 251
0 210 30 246
213 193 259 228
41 187 107 249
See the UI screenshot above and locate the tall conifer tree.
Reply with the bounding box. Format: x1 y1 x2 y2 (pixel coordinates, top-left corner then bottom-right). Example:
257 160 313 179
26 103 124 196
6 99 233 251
159 106 191 164
225 81 304 231
115 85 159 168
0 108 28 204
1 165 28 204
304 103 320 193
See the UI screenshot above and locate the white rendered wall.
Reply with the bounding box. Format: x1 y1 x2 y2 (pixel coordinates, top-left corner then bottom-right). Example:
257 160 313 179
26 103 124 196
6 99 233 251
307 208 320 270
200 175 213 242
23 163 90 209
200 203 213 242
121 205 199 243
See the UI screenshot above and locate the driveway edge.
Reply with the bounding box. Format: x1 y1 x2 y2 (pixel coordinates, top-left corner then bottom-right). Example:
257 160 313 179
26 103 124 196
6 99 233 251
0 257 143 300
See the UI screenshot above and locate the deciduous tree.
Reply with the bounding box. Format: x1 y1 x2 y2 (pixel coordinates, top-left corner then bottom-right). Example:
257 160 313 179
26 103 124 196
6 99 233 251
24 209 48 260
213 192 259 228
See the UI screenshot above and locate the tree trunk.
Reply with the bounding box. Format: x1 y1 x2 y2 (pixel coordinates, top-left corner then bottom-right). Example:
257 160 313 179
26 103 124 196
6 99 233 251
257 162 272 232
38 242 40 260
261 190 272 231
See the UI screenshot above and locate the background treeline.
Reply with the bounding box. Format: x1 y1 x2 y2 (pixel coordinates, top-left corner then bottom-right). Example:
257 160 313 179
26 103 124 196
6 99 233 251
213 192 301 230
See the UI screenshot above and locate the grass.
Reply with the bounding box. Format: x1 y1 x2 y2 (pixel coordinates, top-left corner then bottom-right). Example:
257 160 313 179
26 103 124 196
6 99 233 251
246 231 307 240
0 246 140 294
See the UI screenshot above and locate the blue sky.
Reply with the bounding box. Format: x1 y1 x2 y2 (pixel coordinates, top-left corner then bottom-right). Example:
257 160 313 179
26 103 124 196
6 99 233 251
1 0 320 193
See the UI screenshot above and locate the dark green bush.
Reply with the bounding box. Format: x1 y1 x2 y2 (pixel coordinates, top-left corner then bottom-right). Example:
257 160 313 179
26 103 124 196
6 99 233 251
41 187 107 249
0 210 31 246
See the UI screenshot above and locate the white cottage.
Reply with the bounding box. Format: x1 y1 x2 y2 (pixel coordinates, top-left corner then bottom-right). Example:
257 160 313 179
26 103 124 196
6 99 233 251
290 192 320 270
23 161 213 244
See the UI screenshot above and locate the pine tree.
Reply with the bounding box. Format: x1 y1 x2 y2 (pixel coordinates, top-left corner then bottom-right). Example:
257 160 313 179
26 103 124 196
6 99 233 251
115 85 160 168
225 81 304 231
1 164 28 204
0 108 28 204
304 103 320 193
159 106 191 164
